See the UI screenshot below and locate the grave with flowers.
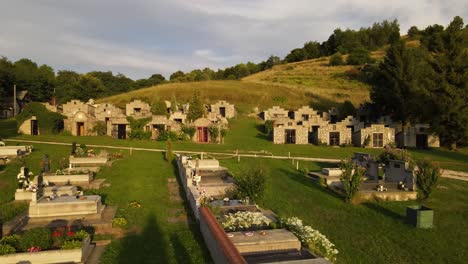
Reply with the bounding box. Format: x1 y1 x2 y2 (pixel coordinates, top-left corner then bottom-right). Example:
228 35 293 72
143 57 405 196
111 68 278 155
177 154 337 263
0 226 94 263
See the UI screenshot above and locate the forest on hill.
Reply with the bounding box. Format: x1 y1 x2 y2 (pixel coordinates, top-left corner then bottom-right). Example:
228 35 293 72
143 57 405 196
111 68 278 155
0 18 422 104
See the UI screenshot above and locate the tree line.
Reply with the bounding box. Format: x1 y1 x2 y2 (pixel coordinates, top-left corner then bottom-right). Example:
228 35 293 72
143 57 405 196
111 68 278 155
0 58 167 104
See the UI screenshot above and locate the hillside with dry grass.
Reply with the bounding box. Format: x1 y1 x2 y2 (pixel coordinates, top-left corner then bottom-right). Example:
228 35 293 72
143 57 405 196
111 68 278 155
98 46 403 114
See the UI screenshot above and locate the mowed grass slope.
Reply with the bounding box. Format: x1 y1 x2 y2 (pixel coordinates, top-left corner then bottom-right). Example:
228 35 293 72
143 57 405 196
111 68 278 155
98 54 379 113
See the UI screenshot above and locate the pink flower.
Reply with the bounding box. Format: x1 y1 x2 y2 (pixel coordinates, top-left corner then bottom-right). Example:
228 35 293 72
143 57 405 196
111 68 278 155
28 246 41 252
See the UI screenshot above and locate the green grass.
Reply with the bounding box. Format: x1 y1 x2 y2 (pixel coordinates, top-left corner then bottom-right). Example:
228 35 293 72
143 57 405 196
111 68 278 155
7 117 468 172
0 143 211 263
221 158 468 264
0 118 18 138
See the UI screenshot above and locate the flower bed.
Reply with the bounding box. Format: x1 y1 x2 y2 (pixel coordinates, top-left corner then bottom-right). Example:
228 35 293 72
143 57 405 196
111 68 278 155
0 227 91 263
282 217 338 262
220 211 272 231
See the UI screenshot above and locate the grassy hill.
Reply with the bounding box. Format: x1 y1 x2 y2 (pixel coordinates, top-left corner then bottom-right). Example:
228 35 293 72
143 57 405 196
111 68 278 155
98 54 387 113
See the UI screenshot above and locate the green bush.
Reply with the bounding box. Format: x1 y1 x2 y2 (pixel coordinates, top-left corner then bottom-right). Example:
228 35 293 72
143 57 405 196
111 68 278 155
182 125 196 139
18 227 52 251
0 244 16 255
233 165 268 203
157 130 179 141
208 126 219 143
340 159 365 203
61 240 82 250
165 140 174 162
92 121 107 136
415 159 441 200
377 147 415 169
264 120 274 137
329 52 344 66
347 48 373 65
0 234 21 250
73 230 90 241
15 102 65 134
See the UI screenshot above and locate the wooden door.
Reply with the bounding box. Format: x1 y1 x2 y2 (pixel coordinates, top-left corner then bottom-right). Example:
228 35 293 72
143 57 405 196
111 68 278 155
31 120 38 135
77 122 85 136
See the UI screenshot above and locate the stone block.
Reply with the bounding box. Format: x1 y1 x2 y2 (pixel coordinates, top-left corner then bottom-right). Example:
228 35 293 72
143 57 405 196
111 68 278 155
29 195 102 218
322 168 342 177
229 229 301 255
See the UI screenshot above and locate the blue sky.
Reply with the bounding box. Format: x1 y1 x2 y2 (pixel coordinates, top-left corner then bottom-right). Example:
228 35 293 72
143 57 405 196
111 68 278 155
0 0 466 79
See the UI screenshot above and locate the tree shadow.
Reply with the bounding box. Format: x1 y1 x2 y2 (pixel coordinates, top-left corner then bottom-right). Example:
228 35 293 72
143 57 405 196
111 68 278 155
277 168 343 200
170 233 193 264
117 213 169 263
362 202 406 222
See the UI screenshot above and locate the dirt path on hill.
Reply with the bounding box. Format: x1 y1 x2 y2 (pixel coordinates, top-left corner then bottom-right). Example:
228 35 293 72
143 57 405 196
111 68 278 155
5 139 467 182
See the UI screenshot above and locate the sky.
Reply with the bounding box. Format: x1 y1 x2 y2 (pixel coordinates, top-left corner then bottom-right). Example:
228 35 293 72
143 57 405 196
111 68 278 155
0 0 466 79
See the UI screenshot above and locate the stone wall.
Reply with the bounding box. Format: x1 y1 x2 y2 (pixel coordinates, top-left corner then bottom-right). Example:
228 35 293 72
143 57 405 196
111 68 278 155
64 111 97 136
273 122 309 144
210 100 236 119
169 111 187 124
317 123 352 145
125 100 152 118
263 106 288 121
62 100 93 118
353 124 395 148
94 103 123 121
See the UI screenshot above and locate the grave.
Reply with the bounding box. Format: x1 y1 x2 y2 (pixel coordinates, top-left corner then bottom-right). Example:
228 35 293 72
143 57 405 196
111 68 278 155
308 168 342 187
69 155 109 172
0 145 33 156
228 229 301 255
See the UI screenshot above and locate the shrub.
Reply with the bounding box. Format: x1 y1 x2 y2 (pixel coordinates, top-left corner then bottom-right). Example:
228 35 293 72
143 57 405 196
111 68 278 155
165 140 174 162
415 159 441 200
18 227 52 252
157 130 179 141
181 125 196 139
377 147 414 169
0 234 21 250
73 230 89 241
233 165 267 203
339 159 364 203
264 120 273 137
127 116 152 140
208 126 219 143
61 240 82 250
0 244 16 255
347 48 373 65
92 121 107 136
329 52 344 66
112 217 128 228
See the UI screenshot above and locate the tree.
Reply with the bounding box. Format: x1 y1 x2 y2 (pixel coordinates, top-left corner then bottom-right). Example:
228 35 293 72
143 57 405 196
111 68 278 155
169 70 185 81
370 39 433 123
407 26 420 38
233 165 267 203
0 57 15 98
151 97 168 116
339 100 356 119
339 159 364 203
170 95 178 113
264 55 281 69
346 48 373 65
285 48 307 63
14 58 56 102
421 16 468 149
329 52 344 66
415 159 441 200
92 121 107 136
55 70 81 104
187 91 205 121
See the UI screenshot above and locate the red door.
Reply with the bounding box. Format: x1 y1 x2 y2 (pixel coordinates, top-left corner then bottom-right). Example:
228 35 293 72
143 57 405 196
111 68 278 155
197 127 208 143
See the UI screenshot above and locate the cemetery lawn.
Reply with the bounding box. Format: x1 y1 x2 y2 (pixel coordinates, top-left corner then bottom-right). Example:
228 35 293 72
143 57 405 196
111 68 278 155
8 117 468 172
0 143 211 263
221 158 468 264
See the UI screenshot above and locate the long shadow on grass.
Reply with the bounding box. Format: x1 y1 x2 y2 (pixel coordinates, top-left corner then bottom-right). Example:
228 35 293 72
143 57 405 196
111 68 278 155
117 213 169 263
169 157 212 263
170 233 193 264
362 202 406 222
278 168 342 200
